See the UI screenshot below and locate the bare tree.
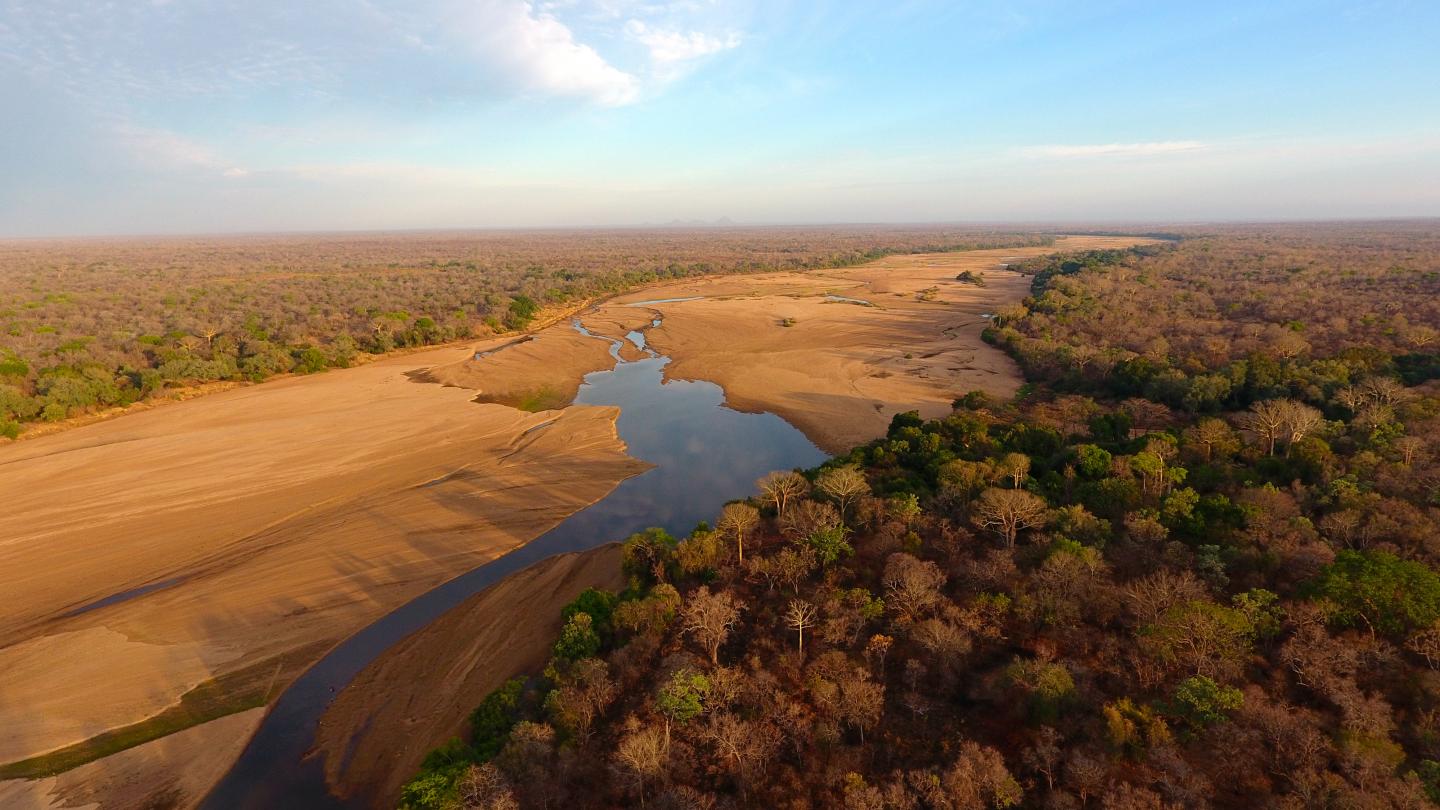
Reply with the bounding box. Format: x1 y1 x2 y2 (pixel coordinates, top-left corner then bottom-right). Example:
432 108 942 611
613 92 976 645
756 470 808 516
971 488 1048 548
995 452 1031 489
455 763 519 810
1239 399 1290 456
1023 727 1062 792
682 586 742 665
836 672 885 743
816 465 870 521
779 499 842 539
1405 325 1439 349
1396 436 1426 467
716 502 760 565
1123 570 1206 625
784 599 817 657
1279 400 1324 451
1365 376 1412 407
702 714 782 795
1185 418 1239 462
614 724 668 806
883 552 947 620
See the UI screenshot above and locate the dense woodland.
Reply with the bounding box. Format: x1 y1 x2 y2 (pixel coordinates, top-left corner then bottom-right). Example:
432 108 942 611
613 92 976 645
401 223 1440 809
0 227 1050 437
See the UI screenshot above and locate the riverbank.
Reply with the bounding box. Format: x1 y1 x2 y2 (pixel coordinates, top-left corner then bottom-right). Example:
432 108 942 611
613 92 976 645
315 544 625 804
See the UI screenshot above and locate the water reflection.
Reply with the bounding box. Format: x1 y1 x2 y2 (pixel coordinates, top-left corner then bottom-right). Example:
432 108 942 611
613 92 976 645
203 318 827 809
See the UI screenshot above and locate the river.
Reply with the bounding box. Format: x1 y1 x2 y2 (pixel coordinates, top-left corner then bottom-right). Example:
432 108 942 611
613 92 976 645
201 313 827 808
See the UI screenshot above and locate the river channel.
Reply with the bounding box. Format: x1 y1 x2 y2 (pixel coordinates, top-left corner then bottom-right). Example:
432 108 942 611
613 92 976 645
202 312 828 808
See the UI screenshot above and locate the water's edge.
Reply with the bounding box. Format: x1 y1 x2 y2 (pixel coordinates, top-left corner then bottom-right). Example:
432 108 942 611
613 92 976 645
202 313 827 809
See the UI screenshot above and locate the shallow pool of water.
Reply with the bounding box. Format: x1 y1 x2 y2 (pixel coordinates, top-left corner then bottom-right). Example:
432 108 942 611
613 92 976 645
203 325 826 809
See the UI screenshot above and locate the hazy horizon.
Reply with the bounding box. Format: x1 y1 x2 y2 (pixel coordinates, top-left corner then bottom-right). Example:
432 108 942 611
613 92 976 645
3 0 1438 237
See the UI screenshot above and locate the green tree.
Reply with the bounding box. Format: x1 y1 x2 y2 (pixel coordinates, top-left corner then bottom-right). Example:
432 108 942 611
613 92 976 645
1170 675 1243 731
563 588 618 638
621 528 679 586
806 525 854 566
656 668 710 751
468 678 526 760
1308 549 1440 637
552 612 601 662
1140 600 1254 680
1072 444 1113 478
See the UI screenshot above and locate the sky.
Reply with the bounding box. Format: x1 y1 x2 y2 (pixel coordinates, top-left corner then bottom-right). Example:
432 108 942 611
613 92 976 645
1 0 1438 236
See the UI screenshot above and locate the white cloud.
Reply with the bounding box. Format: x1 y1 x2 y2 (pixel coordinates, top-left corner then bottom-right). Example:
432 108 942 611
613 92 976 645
1018 141 1208 159
463 0 639 106
624 19 740 64
111 123 249 177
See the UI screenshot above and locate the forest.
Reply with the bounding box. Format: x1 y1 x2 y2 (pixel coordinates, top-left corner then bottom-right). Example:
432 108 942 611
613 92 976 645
0 227 1051 437
399 223 1440 809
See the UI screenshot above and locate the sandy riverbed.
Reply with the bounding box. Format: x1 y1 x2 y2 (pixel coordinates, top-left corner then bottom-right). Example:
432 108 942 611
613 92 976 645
0 710 264 810
0 236 1151 806
424 235 1152 453
0 344 648 769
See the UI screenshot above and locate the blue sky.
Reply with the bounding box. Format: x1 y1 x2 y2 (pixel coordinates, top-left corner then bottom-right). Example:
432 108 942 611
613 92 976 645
1 0 1437 236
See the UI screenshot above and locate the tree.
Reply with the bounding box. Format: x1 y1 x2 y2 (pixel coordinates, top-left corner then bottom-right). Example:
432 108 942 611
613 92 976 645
1240 399 1290 456
716 502 760 565
938 740 1024 808
1279 399 1324 452
806 525 854 566
455 763 519 810
883 553 946 621
552 612 601 663
816 465 870 521
1103 698 1172 757
1184 418 1240 462
972 488 1049 548
622 528 679 585
996 453 1032 489
1140 600 1254 680
544 659 616 741
681 586 742 665
614 724 668 805
1308 549 1440 638
1170 675 1243 731
784 599 818 657
656 668 710 751
756 470 808 516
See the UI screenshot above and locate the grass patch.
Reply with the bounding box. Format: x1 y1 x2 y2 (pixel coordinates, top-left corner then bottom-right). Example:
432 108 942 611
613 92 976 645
0 642 328 778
